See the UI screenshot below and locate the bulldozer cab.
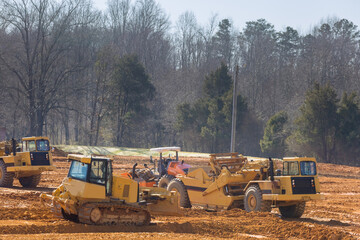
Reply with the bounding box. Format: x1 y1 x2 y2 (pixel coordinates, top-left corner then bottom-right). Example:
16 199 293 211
67 154 112 196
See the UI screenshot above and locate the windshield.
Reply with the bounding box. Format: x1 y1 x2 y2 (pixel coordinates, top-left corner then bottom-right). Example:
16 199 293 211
23 140 36 152
283 161 299 175
300 161 317 175
89 160 106 185
68 161 88 181
36 140 50 151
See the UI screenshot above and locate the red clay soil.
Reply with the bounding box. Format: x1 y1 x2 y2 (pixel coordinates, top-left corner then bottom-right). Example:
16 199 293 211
0 154 359 239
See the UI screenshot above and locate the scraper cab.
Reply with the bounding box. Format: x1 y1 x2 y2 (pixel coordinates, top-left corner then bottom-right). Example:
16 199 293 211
0 136 55 188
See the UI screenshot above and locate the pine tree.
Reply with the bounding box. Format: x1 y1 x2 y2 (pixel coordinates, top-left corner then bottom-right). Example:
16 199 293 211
213 19 233 65
260 111 288 157
203 63 232 98
176 63 261 153
110 55 155 146
293 83 338 162
337 93 360 164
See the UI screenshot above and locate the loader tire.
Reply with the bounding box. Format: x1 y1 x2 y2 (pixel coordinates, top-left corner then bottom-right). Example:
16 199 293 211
244 185 271 212
19 174 41 188
279 201 306 218
158 174 174 189
167 178 191 208
0 160 14 187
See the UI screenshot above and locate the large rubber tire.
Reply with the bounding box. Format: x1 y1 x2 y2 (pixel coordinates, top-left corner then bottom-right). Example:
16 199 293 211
167 178 191 208
279 202 306 218
158 174 174 189
244 185 271 212
0 160 14 187
19 174 41 188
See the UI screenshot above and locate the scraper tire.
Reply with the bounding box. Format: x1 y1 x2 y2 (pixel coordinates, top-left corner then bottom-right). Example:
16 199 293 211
167 178 191 208
279 201 306 218
0 160 14 187
19 174 41 188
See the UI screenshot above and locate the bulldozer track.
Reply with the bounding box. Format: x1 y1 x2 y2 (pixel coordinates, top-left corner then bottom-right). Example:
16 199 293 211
78 202 151 226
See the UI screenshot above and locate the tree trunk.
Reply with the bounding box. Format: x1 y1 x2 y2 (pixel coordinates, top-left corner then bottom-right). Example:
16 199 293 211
94 115 102 146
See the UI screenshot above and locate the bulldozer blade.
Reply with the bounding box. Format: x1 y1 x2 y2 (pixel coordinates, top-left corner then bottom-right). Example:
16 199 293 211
140 187 181 216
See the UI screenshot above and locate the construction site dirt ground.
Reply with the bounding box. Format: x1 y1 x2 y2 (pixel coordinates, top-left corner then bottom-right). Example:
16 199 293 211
0 154 359 240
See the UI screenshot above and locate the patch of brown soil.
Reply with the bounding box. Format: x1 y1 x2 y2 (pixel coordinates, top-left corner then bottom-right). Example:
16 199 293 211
0 156 359 239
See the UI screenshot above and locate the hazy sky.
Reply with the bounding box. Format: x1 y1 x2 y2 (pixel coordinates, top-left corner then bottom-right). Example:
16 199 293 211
93 0 360 33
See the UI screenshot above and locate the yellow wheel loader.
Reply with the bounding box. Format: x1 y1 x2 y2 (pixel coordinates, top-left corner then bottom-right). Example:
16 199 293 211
41 154 179 225
0 136 55 187
167 153 322 218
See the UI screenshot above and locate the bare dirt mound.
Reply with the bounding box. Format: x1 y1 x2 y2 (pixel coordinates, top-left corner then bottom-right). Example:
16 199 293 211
52 147 68 157
318 163 360 179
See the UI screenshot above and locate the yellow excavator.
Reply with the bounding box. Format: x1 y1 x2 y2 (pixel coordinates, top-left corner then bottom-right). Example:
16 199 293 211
41 154 179 225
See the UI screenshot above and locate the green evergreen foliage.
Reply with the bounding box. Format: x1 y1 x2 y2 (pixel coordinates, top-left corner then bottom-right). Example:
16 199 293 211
203 63 232 98
293 83 339 163
176 64 233 152
336 93 360 164
111 55 155 112
110 55 155 146
215 19 231 44
176 63 261 153
260 111 288 157
290 83 360 165
277 27 300 56
213 19 233 64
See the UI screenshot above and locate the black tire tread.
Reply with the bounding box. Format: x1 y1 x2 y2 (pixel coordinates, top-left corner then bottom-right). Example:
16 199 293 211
244 185 271 212
0 160 14 187
167 178 191 208
279 202 306 218
19 174 41 188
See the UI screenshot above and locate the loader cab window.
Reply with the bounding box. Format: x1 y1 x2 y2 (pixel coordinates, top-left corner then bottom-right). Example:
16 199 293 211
283 161 299 176
89 159 106 185
36 140 50 151
300 161 317 176
23 140 36 152
68 160 89 181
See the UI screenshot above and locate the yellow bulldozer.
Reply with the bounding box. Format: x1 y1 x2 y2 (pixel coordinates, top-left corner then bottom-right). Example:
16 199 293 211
41 154 179 225
167 153 322 218
0 136 55 187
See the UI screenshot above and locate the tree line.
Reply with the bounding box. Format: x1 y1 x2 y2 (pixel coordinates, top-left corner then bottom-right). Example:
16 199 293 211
0 0 359 165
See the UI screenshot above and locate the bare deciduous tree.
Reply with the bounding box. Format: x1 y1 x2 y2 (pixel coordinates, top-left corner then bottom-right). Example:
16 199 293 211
0 0 88 136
